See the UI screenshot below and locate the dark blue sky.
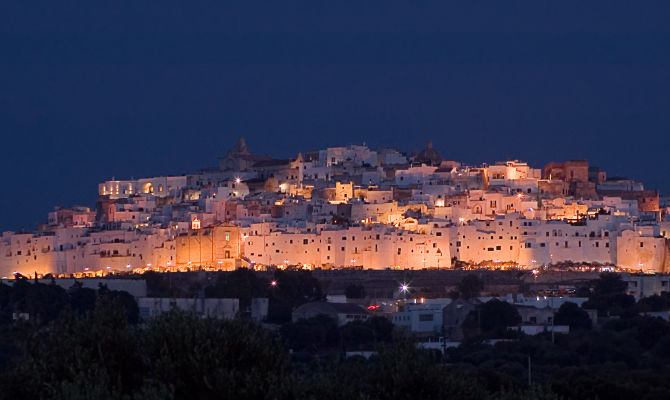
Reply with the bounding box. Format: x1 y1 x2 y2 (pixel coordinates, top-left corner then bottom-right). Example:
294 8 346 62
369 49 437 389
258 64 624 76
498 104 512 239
1 1 669 231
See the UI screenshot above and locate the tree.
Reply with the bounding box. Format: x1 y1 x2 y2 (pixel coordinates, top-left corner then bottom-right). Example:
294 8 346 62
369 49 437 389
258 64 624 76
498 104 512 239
368 335 488 400
97 285 140 324
463 299 521 336
581 272 635 316
0 282 11 309
554 302 592 330
108 290 140 324
143 270 182 297
267 270 324 323
345 284 365 299
280 314 340 352
636 293 670 312
8 279 69 324
340 320 375 349
142 311 291 400
204 268 267 309
457 274 485 299
340 316 395 349
68 283 97 315
367 316 394 343
652 334 670 359
2 296 143 400
606 316 670 350
593 272 628 295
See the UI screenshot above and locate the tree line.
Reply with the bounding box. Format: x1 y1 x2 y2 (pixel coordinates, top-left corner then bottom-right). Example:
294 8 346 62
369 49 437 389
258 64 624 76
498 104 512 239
0 272 669 399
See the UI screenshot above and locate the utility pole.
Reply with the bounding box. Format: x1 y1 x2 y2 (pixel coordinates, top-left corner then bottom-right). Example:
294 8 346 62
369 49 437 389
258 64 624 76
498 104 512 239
527 355 532 386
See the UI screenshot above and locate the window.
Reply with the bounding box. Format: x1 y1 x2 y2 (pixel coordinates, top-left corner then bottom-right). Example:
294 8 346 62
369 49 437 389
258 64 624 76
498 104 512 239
225 250 230 258
640 242 644 248
419 314 433 322
225 232 230 242
303 239 308 245
524 243 531 248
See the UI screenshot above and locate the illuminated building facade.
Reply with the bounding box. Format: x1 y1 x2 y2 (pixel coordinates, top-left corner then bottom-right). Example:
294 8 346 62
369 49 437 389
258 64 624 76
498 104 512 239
1 139 670 277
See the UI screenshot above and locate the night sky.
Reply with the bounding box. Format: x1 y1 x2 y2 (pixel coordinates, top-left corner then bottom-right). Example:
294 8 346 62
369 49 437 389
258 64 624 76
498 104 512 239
1 1 669 231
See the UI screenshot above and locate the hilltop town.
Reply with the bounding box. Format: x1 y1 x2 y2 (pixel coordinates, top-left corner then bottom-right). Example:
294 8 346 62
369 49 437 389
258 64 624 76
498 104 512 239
2 139 669 278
